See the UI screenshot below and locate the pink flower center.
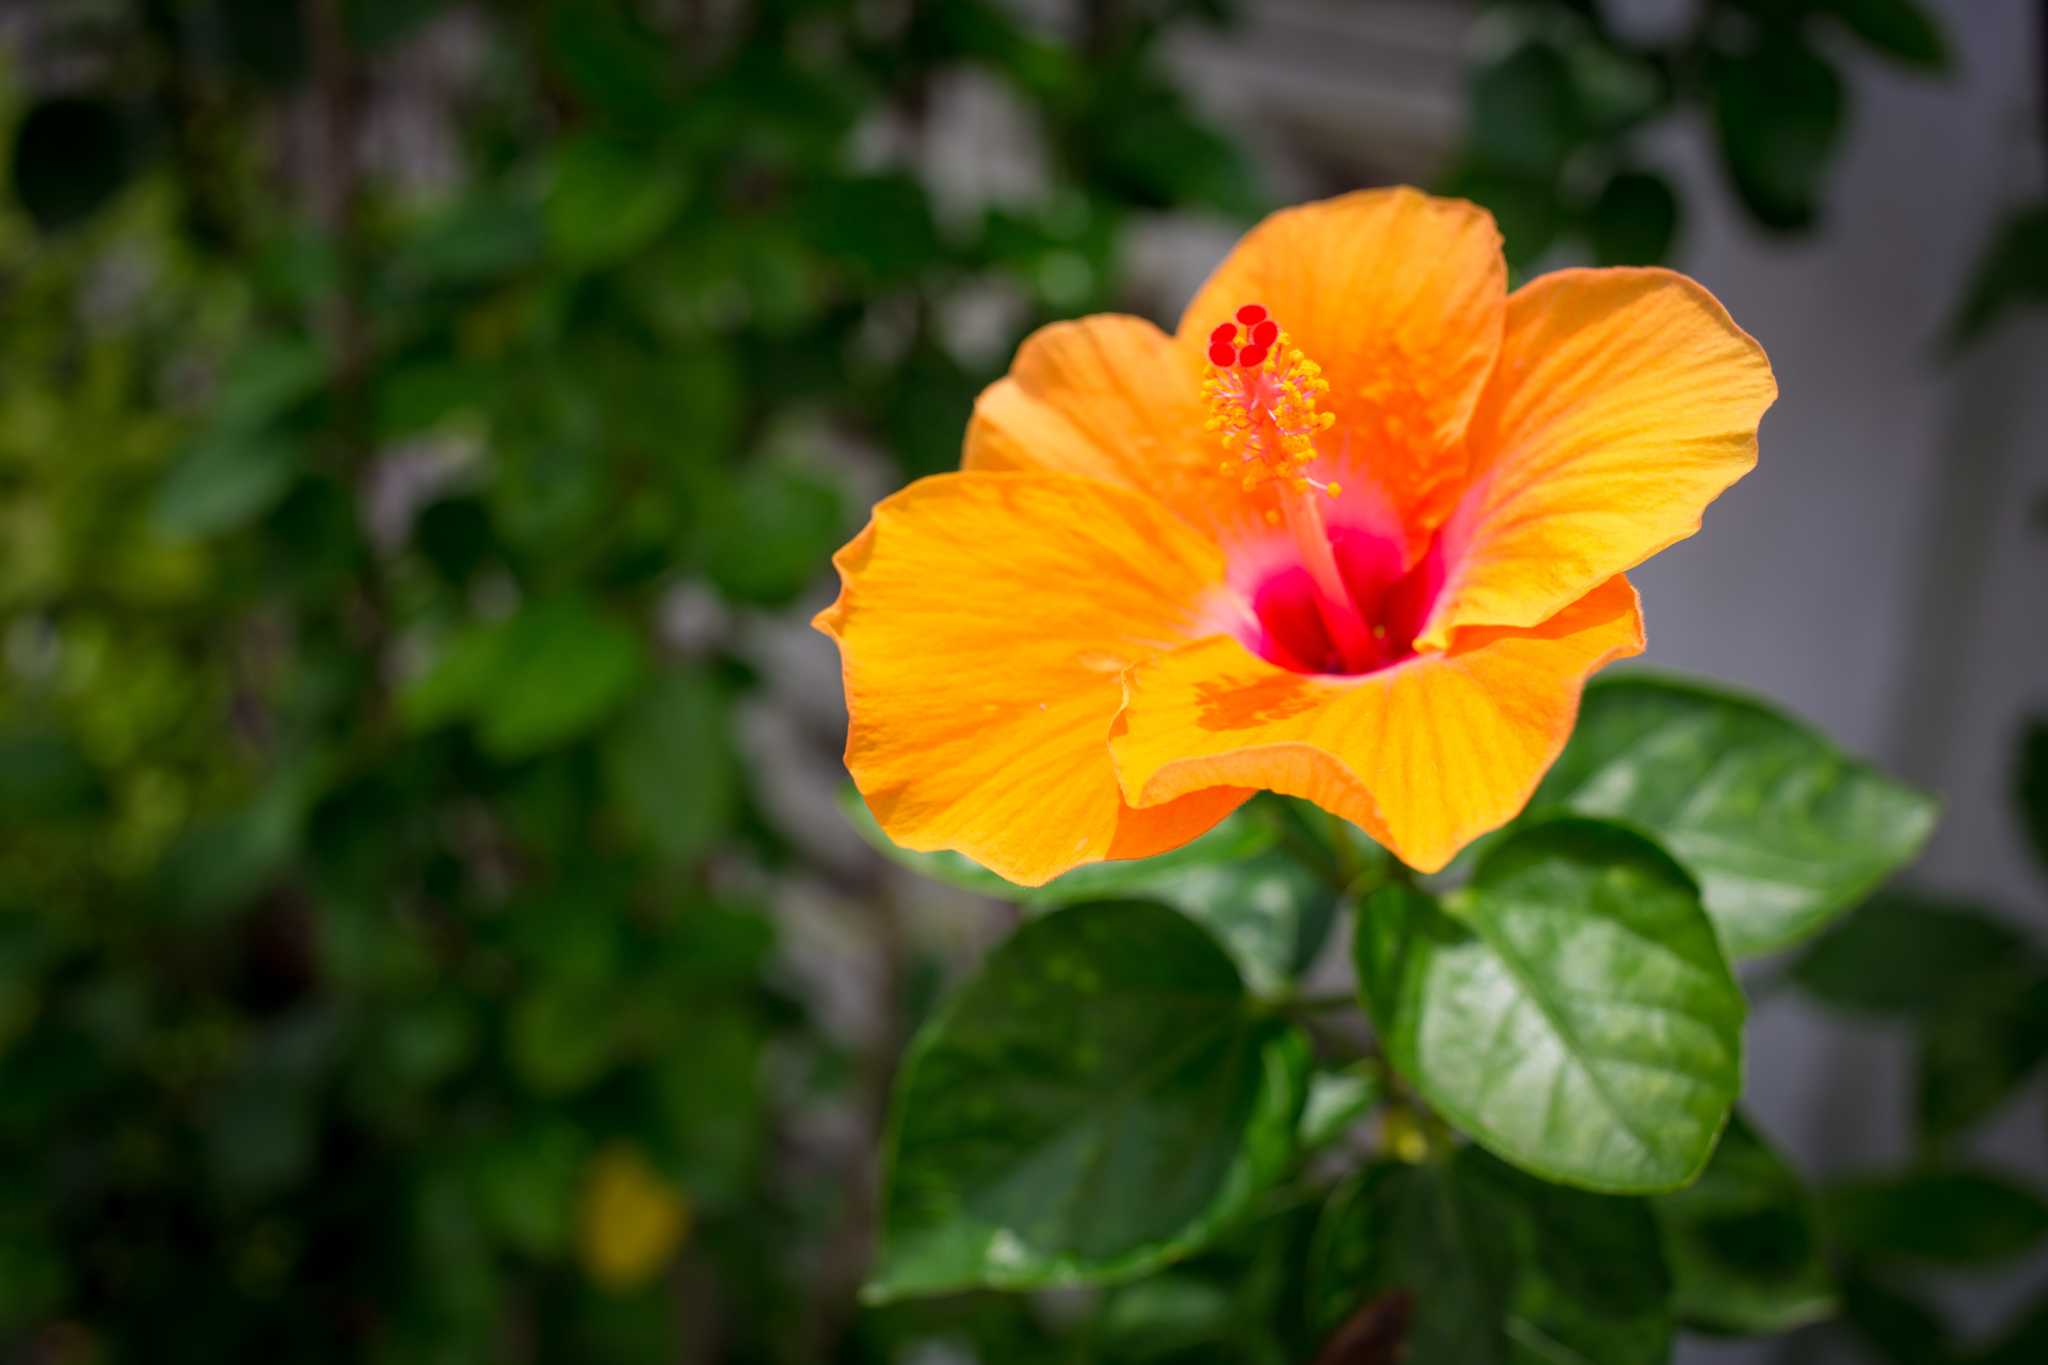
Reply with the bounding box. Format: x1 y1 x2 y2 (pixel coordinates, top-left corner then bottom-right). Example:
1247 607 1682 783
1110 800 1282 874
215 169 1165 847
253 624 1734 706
1249 529 1445 677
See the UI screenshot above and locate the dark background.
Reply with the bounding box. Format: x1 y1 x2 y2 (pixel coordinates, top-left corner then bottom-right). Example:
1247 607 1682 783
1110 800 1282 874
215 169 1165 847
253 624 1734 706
0 1 2041 1363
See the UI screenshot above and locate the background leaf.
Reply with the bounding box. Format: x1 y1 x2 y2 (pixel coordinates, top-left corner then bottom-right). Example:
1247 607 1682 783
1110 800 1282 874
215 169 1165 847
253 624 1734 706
1713 33 1847 231
1653 1113 1835 1335
1791 892 2035 1016
1355 819 1743 1192
1823 1169 2048 1268
1309 1147 1671 1364
11 97 139 232
1821 0 1950 69
2017 715 2048 875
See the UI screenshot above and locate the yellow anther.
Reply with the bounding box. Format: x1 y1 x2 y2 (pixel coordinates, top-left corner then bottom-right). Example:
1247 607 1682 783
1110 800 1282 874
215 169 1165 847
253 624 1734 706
1202 309 1339 507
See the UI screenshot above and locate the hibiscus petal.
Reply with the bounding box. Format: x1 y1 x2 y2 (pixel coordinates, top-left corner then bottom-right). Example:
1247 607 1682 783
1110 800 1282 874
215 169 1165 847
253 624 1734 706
963 314 1260 544
1174 187 1508 536
815 472 1249 886
1110 577 1646 873
1419 268 1776 649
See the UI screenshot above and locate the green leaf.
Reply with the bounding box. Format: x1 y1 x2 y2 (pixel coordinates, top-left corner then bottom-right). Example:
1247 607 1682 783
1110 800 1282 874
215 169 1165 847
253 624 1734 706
1918 970 2048 1142
1468 41 1582 177
1821 0 1949 69
1840 1271 1956 1365
1356 819 1743 1192
152 435 305 540
1653 1113 1835 1335
402 599 645 759
602 669 735 865
867 901 1309 1301
1586 169 1679 266
509 976 626 1096
469 1120 586 1257
546 0 676 133
1823 1169 2048 1267
700 464 845 606
2018 715 2048 876
1713 33 1847 231
1533 674 1938 957
1308 1147 1671 1364
546 137 682 268
797 174 943 284
213 338 328 432
0 729 104 822
1439 162 1564 269
840 792 1337 993
1791 892 2032 1016
1974 1298 2048 1365
1946 205 2048 351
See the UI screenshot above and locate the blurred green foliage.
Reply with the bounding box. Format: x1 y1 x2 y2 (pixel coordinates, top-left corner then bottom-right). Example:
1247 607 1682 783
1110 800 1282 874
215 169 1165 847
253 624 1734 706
0 0 1259 1360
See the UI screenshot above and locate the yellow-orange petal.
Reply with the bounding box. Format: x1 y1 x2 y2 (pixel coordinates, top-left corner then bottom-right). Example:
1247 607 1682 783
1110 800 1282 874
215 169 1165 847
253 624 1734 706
1417 268 1776 650
963 314 1254 542
814 471 1250 886
1174 188 1507 537
1110 576 1646 873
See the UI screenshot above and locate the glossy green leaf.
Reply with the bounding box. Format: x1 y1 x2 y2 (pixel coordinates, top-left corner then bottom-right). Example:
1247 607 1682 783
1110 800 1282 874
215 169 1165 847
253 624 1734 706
1308 1147 1671 1364
867 901 1309 1301
1713 34 1846 231
1791 892 2032 1016
1533 674 1938 957
1356 819 1743 1192
1653 1113 1835 1334
1824 1169 2048 1267
841 792 1337 992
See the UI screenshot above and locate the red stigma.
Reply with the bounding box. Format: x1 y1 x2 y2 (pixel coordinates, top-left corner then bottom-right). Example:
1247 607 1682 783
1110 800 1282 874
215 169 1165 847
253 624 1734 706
1251 319 1279 346
1235 303 1268 326
1208 341 1237 367
1208 322 1236 345
1238 345 1268 368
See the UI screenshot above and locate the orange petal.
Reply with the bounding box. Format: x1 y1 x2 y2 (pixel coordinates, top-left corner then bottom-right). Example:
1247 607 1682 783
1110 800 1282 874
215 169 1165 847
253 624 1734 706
815 471 1250 886
1110 577 1645 873
1174 188 1507 536
1419 268 1776 649
963 314 1259 544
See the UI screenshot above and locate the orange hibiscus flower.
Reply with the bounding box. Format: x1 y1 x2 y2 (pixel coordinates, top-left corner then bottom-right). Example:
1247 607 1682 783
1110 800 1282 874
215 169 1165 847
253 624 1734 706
816 189 1775 884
